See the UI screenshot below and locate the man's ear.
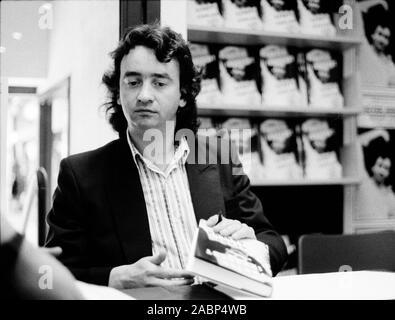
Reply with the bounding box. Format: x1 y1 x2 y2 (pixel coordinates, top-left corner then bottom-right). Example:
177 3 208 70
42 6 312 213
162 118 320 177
179 88 187 108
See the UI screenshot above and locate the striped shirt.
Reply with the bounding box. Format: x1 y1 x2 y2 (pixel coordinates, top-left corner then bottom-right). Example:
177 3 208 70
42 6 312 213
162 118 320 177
127 130 197 269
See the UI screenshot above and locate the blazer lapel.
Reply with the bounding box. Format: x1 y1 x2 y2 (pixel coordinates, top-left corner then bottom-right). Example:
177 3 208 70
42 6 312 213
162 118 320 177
186 139 225 222
106 138 152 263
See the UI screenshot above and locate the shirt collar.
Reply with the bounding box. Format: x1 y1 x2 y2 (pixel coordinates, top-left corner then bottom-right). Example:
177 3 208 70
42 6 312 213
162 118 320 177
126 129 190 170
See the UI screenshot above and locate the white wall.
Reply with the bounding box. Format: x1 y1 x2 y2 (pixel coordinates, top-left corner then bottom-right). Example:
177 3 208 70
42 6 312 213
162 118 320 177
161 0 188 39
42 0 119 154
0 1 49 78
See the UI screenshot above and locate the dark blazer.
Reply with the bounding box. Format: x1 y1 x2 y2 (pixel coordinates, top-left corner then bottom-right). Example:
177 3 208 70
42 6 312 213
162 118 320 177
46 137 287 285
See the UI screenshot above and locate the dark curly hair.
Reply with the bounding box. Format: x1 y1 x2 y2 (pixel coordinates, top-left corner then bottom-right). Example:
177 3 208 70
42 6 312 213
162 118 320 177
362 4 392 55
102 23 201 137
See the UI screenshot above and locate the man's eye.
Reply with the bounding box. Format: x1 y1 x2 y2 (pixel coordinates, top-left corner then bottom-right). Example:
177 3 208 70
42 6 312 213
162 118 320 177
125 80 140 87
153 81 166 87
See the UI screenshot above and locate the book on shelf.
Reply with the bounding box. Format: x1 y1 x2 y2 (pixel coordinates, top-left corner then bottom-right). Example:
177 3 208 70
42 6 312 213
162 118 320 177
187 0 350 38
222 0 263 30
259 118 304 180
260 45 307 107
261 0 300 33
297 0 338 36
304 48 344 109
190 42 223 106
186 219 273 298
300 118 342 179
216 117 264 181
197 116 347 183
187 0 225 27
189 42 347 111
218 45 261 106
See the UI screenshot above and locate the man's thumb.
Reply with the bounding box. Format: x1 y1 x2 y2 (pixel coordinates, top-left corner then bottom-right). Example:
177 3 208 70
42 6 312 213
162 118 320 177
147 250 167 265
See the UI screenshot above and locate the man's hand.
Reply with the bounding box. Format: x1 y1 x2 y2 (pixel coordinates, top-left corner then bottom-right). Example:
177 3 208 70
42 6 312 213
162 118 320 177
108 250 195 289
206 214 256 240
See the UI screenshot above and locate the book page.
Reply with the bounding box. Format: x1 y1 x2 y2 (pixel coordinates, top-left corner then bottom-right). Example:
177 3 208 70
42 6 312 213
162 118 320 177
195 220 272 282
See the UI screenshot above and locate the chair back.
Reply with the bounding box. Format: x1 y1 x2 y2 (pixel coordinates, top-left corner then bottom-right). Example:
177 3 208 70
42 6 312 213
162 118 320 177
298 231 395 274
36 167 49 246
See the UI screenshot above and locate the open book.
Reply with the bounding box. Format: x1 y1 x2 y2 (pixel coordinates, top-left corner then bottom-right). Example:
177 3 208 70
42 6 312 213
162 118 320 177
186 219 273 298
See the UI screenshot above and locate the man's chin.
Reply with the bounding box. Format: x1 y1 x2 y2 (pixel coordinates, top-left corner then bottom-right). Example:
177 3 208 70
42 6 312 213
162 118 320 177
133 119 161 132
132 115 157 124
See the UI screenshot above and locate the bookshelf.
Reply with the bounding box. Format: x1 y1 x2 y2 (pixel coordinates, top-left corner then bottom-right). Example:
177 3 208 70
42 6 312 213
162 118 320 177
188 25 363 50
198 105 362 118
353 220 395 234
186 2 363 236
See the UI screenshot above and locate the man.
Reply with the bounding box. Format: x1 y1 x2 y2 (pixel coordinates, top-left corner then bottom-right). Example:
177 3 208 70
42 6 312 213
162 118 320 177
45 24 287 289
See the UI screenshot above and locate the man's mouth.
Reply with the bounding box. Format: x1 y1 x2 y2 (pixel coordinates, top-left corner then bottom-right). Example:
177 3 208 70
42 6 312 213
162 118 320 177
135 109 157 114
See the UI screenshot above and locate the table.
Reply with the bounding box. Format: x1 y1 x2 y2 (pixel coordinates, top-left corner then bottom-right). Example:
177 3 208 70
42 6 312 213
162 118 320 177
122 271 395 300
122 283 228 300
270 270 395 300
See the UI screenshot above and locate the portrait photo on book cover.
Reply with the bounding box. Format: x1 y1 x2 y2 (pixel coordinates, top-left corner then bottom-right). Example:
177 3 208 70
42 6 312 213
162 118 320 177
355 128 395 222
357 0 395 87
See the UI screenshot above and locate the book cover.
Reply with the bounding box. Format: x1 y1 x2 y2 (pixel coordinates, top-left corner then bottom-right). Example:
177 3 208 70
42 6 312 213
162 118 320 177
186 219 273 297
305 49 344 109
354 128 395 222
260 45 306 107
218 45 261 106
187 0 225 27
222 0 263 30
216 117 264 181
259 119 304 180
356 0 395 87
300 118 342 179
296 0 337 36
190 43 223 106
261 0 300 33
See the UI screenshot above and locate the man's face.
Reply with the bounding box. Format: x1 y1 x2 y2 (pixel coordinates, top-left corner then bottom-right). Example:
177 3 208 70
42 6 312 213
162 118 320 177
372 156 391 184
118 46 185 132
371 25 390 53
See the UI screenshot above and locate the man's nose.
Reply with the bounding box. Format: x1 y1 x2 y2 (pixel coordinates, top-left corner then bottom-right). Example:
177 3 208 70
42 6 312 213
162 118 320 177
137 82 154 103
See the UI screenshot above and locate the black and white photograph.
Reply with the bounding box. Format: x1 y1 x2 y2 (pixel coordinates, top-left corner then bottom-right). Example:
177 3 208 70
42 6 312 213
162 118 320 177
357 0 395 87
355 128 395 222
1 0 395 308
